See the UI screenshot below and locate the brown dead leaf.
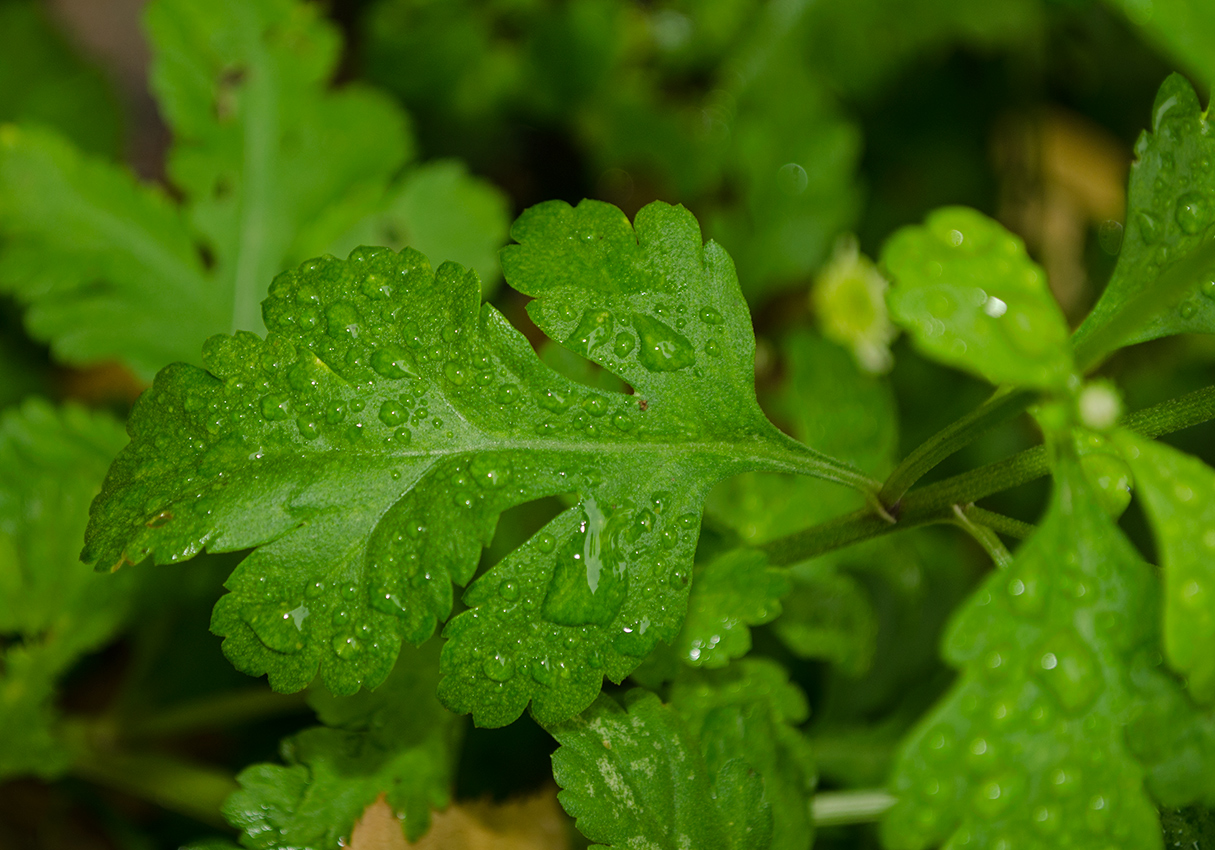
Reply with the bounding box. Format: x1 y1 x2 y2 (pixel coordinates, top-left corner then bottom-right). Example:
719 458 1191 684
349 788 570 850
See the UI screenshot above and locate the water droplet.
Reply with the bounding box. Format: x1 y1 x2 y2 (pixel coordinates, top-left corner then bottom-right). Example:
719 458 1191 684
633 313 695 372
777 162 809 195
496 384 520 403
333 633 361 659
531 657 554 685
499 581 520 601
704 339 721 357
379 401 406 426
243 606 305 654
444 362 467 385
261 395 290 421
304 581 324 599
538 389 572 412
341 584 357 601
536 533 557 553
583 397 608 416
392 427 411 444
332 609 350 626
1176 191 1211 234
1038 632 1103 712
371 346 417 379
566 309 614 356
612 333 635 358
326 302 361 340
1180 299 1199 319
612 412 633 430
482 652 515 682
1137 212 1161 244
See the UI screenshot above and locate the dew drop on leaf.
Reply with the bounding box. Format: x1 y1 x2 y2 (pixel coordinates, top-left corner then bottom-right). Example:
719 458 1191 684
632 313 695 372
482 652 515 682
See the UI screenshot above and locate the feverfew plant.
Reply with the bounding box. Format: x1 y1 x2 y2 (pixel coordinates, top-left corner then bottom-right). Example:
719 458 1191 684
8 0 1215 849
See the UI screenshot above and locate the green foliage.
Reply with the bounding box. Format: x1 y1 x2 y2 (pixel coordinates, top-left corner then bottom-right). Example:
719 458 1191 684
82 200 862 728
1073 74 1215 354
0 0 507 379
547 688 773 850
224 641 458 848
882 207 1073 389
884 456 1167 850
0 399 133 777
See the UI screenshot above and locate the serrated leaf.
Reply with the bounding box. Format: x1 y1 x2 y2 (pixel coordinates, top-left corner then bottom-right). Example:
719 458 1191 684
224 642 458 848
674 549 790 669
882 206 1074 389
1117 431 1215 702
0 0 507 379
1073 74 1215 356
669 659 817 850
83 200 863 726
0 398 133 778
883 459 1162 850
547 688 771 850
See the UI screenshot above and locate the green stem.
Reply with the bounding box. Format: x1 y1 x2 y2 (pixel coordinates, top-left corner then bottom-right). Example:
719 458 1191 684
811 789 897 827
123 687 310 739
962 505 1034 541
64 722 236 827
951 505 1015 567
878 388 1033 509
765 383 1215 565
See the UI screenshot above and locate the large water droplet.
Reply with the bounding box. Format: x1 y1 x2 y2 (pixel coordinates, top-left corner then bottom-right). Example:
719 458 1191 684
379 401 406 426
333 633 362 660
1176 191 1211 235
566 309 615 356
482 652 515 682
261 395 290 421
1137 212 1161 244
243 606 305 654
326 302 361 340
612 333 635 358
633 313 696 372
1039 632 1103 712
542 498 627 626
371 346 417 379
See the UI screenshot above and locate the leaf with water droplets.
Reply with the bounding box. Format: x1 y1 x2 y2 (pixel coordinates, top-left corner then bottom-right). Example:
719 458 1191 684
223 641 458 848
882 206 1073 389
883 457 1163 850
669 660 817 850
83 201 862 725
0 0 507 379
547 688 772 850
0 399 134 779
1117 432 1215 702
1072 74 1215 356
673 549 790 668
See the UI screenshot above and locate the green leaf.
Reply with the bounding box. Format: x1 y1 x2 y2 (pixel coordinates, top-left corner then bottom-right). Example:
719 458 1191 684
1117 431 1215 702
670 659 817 850
1072 74 1215 356
83 201 863 726
674 549 790 669
327 159 510 295
882 206 1074 389
223 641 458 848
883 458 1162 850
771 562 877 677
0 398 132 778
0 0 507 379
547 688 772 850
1106 1 1215 88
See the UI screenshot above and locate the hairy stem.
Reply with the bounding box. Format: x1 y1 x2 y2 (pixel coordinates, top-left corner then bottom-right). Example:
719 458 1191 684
952 505 1015 567
878 388 1033 509
765 384 1215 565
811 789 897 827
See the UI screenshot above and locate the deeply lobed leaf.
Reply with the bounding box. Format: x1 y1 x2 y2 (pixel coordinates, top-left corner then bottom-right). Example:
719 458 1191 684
83 200 858 727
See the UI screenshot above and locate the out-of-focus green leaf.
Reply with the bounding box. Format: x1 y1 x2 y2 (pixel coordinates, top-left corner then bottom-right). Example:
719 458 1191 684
1073 74 1215 355
0 0 507 379
1118 431 1215 702
773 562 877 677
670 659 816 850
882 206 1074 389
0 1 121 156
223 642 459 848
883 458 1162 849
0 398 133 778
1106 1 1215 88
548 688 772 850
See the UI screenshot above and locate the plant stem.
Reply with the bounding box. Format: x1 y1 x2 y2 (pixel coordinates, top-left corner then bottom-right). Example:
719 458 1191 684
64 721 236 827
877 388 1032 509
952 505 1015 567
811 789 897 827
765 383 1215 565
124 687 310 739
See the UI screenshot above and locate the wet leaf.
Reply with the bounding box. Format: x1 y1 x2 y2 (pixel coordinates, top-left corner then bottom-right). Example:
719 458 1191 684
547 688 771 850
83 200 861 727
882 206 1074 389
883 458 1162 850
